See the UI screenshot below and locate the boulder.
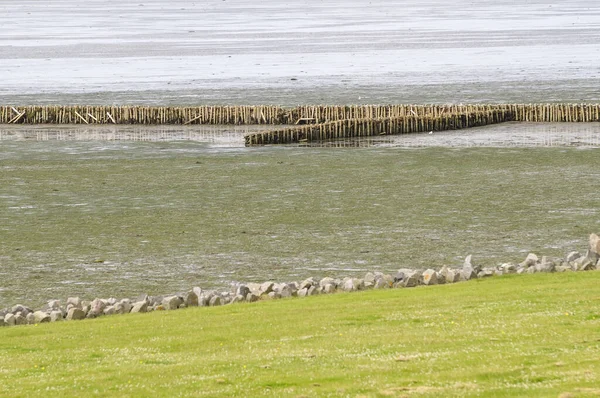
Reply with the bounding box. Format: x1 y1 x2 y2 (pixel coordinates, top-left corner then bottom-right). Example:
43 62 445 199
297 288 308 297
307 286 318 296
192 287 203 301
33 311 50 323
66 308 86 320
66 297 82 308
50 311 64 322
421 269 438 285
236 285 251 298
130 301 148 313
566 251 582 263
260 282 275 295
102 306 116 316
341 278 364 292
322 283 336 294
26 313 35 324
520 253 539 268
246 293 259 303
538 256 556 273
319 277 336 288
14 314 26 325
231 295 245 304
4 314 16 326
464 254 482 274
299 278 316 290
209 296 222 306
11 304 30 316
477 268 494 278
184 291 198 307
89 298 106 316
590 233 600 255
116 300 132 314
162 296 183 310
402 271 421 287
267 291 281 300
277 284 294 298
500 263 517 274
373 278 388 289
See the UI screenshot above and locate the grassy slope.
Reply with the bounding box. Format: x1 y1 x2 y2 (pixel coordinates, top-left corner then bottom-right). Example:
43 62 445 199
1 272 600 397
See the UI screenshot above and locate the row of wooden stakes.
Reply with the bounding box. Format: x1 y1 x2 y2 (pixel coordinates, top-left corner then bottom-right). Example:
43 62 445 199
1 104 600 126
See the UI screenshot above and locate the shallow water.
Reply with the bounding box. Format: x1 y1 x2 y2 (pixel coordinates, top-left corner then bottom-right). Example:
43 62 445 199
2 0 600 104
1 123 600 307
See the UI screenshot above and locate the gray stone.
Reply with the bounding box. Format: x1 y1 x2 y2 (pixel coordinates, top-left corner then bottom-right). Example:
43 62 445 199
131 301 148 313
494 269 503 276
267 291 281 300
236 285 251 298
246 293 259 302
322 283 336 294
117 300 132 314
66 308 86 320
477 268 494 278
297 287 308 297
66 297 82 308
192 287 203 300
184 291 199 307
464 254 482 274
307 286 318 296
516 267 527 275
45 300 61 311
260 281 275 295
26 313 35 324
278 284 293 298
578 259 595 271
50 311 63 322
106 297 118 306
520 253 539 267
341 278 360 292
402 271 421 287
14 314 26 325
102 306 116 316
4 314 16 326
247 283 262 295
421 269 438 285
526 266 537 274
209 296 222 306
90 298 106 315
566 251 582 263
11 304 29 315
33 311 50 323
299 278 316 290
373 278 388 289
501 263 517 274
163 296 183 310
555 265 569 273
590 233 600 255
319 277 336 288
231 294 245 303
136 294 149 304
148 296 163 306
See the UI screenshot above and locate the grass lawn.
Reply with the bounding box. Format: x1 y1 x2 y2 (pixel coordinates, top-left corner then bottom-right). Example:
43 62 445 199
1 272 600 397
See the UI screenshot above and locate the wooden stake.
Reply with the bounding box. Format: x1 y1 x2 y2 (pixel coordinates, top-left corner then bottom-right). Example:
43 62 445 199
74 111 89 124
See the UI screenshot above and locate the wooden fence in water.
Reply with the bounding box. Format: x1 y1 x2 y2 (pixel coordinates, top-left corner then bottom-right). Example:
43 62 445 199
2 104 600 125
245 110 515 146
2 103 599 146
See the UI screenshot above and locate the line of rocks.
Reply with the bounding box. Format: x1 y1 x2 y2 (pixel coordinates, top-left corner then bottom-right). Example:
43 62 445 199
2 233 599 327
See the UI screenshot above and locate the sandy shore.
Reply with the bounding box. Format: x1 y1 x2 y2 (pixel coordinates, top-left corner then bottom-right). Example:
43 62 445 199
2 0 600 105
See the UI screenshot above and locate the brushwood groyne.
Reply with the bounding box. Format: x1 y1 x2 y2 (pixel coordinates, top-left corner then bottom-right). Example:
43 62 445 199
2 103 600 146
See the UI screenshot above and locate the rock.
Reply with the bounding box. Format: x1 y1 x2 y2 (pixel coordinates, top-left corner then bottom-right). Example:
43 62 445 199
464 254 482 274
501 263 517 274
299 278 316 290
246 293 259 303
102 306 116 316
236 285 251 298
260 282 275 295
538 256 556 272
421 269 438 285
341 278 362 292
590 233 600 255
4 314 16 326
231 295 245 303
45 300 61 311
566 251 582 263
11 304 30 316
192 287 203 300
297 288 308 297
66 308 86 320
66 297 81 308
555 265 569 273
131 301 148 313
247 283 262 296
148 296 163 306
162 296 183 310
516 267 528 275
322 283 336 294
520 253 539 268
33 311 50 323
402 271 421 287
578 259 595 271
526 266 537 274
116 300 132 314
209 296 222 306
319 277 336 288
136 294 149 304
277 284 293 298
373 278 388 289
307 286 318 296
14 314 26 325
26 313 35 324
90 298 106 316
364 272 375 288
477 268 494 278
50 311 63 322
267 291 281 300
184 291 198 307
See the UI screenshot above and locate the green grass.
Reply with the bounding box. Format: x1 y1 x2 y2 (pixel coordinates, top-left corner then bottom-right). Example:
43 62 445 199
1 272 600 397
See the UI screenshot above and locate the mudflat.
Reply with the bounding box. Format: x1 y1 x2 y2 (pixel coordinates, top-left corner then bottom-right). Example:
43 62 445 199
2 0 600 105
